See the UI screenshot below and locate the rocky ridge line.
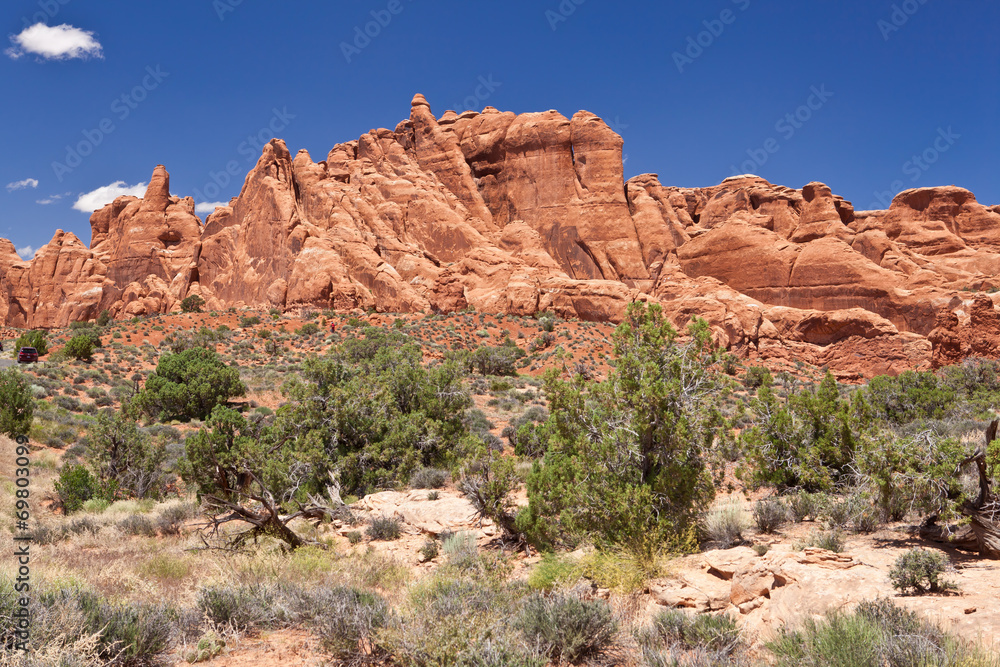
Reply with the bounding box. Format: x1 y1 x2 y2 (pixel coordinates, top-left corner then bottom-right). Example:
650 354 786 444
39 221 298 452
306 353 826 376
4 94 1000 378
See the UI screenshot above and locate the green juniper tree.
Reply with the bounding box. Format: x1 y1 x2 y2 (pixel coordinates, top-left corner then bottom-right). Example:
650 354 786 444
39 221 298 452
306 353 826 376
0 368 33 438
136 347 245 421
519 302 725 563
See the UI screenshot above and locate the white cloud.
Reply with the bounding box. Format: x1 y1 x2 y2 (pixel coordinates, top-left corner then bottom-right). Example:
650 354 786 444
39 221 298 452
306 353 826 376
6 178 39 192
195 201 229 214
73 181 147 212
36 191 71 205
6 23 103 61
16 246 36 259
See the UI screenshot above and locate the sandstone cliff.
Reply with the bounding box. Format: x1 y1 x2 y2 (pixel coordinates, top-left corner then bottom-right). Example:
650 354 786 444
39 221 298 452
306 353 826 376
3 95 999 377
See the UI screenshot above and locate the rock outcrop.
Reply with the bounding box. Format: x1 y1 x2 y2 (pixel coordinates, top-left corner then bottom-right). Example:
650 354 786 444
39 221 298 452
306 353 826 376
3 96 999 378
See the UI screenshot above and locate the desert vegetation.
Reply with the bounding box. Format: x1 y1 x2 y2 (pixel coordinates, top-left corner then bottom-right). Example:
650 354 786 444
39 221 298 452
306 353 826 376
2 304 1000 665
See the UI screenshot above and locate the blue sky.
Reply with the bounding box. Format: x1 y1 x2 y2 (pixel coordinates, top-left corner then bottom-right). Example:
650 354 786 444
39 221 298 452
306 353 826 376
2 0 997 259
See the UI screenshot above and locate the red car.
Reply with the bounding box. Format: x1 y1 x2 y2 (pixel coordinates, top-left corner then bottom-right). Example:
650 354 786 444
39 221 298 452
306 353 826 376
17 347 38 364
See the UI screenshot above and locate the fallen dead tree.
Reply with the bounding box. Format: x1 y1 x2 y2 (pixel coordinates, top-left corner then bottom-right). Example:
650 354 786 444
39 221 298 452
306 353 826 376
197 468 352 552
919 419 1000 558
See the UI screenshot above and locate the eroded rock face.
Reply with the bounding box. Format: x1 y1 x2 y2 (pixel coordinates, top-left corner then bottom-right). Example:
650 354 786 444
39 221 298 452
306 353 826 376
88 165 203 317
928 295 1000 368
2 97 998 378
0 231 114 328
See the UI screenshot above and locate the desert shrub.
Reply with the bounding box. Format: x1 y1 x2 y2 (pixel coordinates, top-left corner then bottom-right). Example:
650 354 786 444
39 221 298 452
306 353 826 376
56 396 83 412
419 539 440 561
823 496 855 529
0 368 34 438
64 335 97 361
528 332 555 352
86 386 107 399
526 553 580 592
702 498 748 548
719 353 740 376
239 315 261 327
180 295 205 313
182 333 476 549
68 517 102 537
82 498 111 513
267 335 472 496
86 404 167 500
410 467 448 489
14 330 48 356
742 365 772 389
889 549 955 595
442 531 479 568
366 515 402 541
296 322 319 336
806 530 845 553
458 343 524 377
97 309 112 326
856 370 957 425
346 530 362 545
752 498 789 533
505 407 550 458
769 598 989 667
786 491 824 522
522 304 722 562
196 584 277 632
117 515 156 537
136 347 245 421
31 523 68 545
55 465 98 513
459 455 520 539
851 504 883 534
25 585 175 667
528 549 659 595
739 371 856 492
514 589 618 663
642 608 742 655
299 586 388 660
379 571 540 667
854 429 970 526
155 502 197 536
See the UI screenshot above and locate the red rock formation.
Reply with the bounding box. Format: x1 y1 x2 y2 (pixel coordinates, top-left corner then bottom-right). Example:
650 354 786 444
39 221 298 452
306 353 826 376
3 96 1000 379
0 231 113 328
928 296 1000 368
88 165 203 317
